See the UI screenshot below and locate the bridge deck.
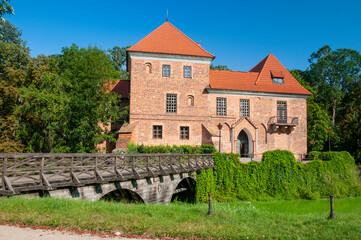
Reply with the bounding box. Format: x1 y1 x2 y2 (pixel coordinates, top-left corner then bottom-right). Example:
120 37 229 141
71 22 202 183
0 153 214 195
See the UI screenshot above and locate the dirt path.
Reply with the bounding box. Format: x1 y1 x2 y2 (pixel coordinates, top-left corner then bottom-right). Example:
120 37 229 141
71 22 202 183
0 225 155 240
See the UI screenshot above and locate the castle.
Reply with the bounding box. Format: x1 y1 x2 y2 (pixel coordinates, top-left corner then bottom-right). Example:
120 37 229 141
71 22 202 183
116 21 311 159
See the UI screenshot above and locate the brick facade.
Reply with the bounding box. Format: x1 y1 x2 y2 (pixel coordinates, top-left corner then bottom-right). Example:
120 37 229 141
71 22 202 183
117 22 310 159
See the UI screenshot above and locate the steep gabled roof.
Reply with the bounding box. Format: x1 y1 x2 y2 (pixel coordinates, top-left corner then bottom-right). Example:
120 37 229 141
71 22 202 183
209 53 311 96
128 21 214 58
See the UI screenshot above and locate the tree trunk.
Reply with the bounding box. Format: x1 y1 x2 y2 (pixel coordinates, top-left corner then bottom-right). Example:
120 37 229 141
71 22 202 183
332 98 337 124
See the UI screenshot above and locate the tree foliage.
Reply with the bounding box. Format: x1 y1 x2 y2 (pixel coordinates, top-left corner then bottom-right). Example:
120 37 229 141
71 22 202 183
290 70 329 151
298 45 361 162
0 0 13 20
108 45 130 79
0 19 25 45
0 38 29 152
16 45 121 152
210 64 231 70
305 45 361 124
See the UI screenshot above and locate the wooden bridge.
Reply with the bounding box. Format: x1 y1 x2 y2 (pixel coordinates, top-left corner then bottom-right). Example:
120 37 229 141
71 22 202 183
0 153 214 203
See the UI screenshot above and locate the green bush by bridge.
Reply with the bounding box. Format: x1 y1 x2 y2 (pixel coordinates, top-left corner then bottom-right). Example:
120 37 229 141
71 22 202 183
196 150 361 202
126 142 217 154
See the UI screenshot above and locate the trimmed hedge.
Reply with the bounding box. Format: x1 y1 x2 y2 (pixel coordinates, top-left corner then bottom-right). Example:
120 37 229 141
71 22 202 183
195 150 361 202
126 142 217 154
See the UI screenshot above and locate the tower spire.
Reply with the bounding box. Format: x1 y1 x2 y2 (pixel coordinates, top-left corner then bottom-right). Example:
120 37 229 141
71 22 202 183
166 9 168 22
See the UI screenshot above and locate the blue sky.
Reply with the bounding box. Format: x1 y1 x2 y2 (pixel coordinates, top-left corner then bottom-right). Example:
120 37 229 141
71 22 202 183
7 0 361 71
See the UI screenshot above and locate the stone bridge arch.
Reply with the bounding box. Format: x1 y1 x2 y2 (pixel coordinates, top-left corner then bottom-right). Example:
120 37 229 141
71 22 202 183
171 176 196 203
45 173 197 204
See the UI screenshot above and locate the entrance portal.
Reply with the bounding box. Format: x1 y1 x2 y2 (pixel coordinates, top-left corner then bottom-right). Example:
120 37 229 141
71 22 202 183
237 130 252 157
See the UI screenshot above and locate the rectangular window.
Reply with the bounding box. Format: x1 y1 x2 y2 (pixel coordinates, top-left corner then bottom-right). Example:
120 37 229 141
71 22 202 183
162 65 170 77
153 125 162 139
216 97 227 116
180 126 189 139
272 77 284 84
240 99 250 117
166 94 177 113
277 101 287 123
184 66 191 78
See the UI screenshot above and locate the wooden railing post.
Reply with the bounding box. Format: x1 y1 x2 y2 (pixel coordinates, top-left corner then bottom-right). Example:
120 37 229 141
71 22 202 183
131 156 134 173
114 156 117 176
146 156 149 170
187 155 192 170
94 156 98 180
40 157 51 188
2 158 7 190
40 157 44 185
70 156 74 177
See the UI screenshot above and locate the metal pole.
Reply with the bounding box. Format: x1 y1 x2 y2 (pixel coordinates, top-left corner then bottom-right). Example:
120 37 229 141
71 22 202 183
219 130 221 153
330 195 335 219
208 193 212 215
328 132 331 151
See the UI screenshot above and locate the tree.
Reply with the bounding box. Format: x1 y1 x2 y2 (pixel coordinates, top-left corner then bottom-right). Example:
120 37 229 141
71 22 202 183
338 70 361 162
0 0 13 20
210 64 231 70
0 19 26 46
305 45 361 124
108 45 130 79
17 45 121 152
290 70 329 152
0 41 30 152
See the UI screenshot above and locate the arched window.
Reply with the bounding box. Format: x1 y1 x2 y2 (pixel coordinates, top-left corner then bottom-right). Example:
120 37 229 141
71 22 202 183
145 62 152 74
187 95 194 106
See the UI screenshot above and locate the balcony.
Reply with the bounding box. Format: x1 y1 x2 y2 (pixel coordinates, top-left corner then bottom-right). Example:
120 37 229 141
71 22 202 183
268 116 299 133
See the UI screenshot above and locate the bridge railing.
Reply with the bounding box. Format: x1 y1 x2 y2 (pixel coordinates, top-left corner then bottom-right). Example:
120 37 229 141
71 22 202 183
0 153 214 195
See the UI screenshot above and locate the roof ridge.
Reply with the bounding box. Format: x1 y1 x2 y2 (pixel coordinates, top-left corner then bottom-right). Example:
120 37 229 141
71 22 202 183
210 69 258 74
166 22 215 58
253 53 272 85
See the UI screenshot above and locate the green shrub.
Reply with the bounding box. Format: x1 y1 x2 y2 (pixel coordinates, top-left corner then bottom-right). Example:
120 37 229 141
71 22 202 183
125 143 216 154
126 142 138 153
196 150 361 202
308 151 322 160
198 144 217 154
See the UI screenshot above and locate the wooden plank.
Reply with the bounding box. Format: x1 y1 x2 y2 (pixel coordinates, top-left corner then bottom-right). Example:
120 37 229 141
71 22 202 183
95 169 105 182
0 190 14 196
179 163 187 172
70 171 82 186
41 173 52 189
3 176 15 194
174 188 187 194
1 158 7 190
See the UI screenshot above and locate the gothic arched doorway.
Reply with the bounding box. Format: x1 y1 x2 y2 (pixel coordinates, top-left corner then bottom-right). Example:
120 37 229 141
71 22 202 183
236 130 252 157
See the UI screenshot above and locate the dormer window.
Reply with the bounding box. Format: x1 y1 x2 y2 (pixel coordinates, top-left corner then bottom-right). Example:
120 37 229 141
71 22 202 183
272 77 284 84
270 70 284 85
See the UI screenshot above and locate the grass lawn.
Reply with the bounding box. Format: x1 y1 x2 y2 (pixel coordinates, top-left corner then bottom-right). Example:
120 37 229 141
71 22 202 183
0 196 360 239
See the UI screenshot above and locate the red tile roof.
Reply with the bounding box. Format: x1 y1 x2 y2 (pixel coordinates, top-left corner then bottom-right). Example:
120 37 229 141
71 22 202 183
210 54 311 95
270 70 284 78
128 22 214 58
107 79 130 98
